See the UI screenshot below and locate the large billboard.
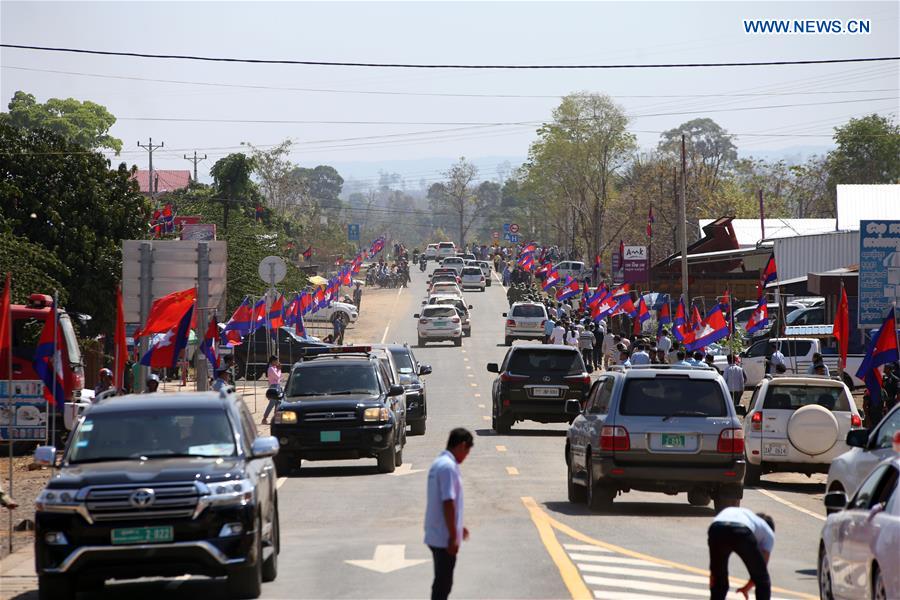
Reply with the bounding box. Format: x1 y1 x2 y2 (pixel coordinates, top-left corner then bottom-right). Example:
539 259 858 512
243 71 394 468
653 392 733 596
858 220 900 327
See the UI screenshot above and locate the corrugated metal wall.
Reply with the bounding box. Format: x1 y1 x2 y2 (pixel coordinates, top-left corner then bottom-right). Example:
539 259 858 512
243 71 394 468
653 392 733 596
774 230 859 282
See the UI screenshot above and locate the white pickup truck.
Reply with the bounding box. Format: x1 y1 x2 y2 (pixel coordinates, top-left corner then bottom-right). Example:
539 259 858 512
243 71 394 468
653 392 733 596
738 337 865 389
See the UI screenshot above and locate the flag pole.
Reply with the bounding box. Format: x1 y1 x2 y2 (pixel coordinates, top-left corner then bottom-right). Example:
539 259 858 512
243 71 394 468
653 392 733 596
837 279 844 378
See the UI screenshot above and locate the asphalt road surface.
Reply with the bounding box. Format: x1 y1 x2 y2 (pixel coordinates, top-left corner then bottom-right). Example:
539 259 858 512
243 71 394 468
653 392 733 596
11 265 827 600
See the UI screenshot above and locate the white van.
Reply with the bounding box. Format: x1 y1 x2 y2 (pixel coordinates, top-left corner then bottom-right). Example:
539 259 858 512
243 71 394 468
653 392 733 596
556 261 586 281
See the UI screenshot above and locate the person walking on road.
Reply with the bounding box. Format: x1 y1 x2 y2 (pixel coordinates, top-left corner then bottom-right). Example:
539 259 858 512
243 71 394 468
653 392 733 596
708 507 775 600
723 354 747 408
261 355 283 425
425 428 473 600
352 282 363 311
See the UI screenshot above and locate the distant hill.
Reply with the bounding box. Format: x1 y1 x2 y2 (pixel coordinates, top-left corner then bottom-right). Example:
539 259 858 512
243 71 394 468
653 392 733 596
738 145 833 165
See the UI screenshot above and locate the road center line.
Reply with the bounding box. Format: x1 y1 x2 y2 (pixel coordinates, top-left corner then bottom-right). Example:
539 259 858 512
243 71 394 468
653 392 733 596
380 320 391 344
521 497 593 600
756 488 826 522
276 477 287 489
506 466 519 475
496 445 507 452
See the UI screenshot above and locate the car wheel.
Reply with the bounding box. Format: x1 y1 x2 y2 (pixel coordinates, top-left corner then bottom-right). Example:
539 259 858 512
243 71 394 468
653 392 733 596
410 421 426 436
228 521 263 599
274 454 297 477
454 337 462 347
38 574 75 600
494 409 512 434
418 337 426 347
377 444 396 473
818 545 835 600
687 490 711 507
586 455 614 512
567 451 586 504
504 336 513 346
745 461 762 486
262 510 279 583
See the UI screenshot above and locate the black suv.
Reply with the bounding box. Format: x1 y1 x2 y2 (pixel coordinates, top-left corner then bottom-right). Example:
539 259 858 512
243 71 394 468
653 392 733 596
487 344 590 433
373 343 432 436
270 346 407 474
230 326 328 380
32 391 281 599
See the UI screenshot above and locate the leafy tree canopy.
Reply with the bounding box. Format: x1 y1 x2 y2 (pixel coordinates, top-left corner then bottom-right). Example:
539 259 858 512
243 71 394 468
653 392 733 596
827 114 900 186
2 91 123 153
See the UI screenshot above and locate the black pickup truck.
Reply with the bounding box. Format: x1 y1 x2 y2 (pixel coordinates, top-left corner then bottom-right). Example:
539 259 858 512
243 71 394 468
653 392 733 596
270 345 407 475
32 391 281 599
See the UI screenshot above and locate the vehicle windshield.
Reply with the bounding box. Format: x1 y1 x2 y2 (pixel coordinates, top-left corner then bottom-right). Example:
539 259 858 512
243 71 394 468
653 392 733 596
462 268 481 275
288 364 381 397
511 305 545 318
620 378 727 417
763 385 851 411
423 307 457 318
508 349 583 374
67 408 236 463
390 349 415 374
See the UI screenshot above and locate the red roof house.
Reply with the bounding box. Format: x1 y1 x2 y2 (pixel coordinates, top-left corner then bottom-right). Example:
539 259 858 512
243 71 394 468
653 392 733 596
131 170 191 196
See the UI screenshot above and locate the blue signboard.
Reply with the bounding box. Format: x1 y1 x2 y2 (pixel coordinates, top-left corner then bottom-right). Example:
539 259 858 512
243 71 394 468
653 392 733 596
508 234 519 243
0 380 48 441
502 223 510 233
348 223 360 241
859 220 900 327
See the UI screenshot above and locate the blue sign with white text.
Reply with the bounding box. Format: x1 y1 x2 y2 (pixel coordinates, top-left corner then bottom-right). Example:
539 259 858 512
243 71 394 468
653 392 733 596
348 223 360 241
859 220 900 327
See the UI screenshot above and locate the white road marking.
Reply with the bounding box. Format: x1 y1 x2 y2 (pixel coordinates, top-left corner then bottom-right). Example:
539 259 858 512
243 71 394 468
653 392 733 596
756 488 826 522
463 357 470 362
478 403 485 408
474 393 481 398
276 477 287 489
578 564 709 585
465 365 472 370
380 320 391 344
506 466 519 475
569 554 668 567
583 575 711 597
345 544 428 574
388 463 424 476
482 415 491 421
592 592 693 600
496 445 507 452
563 544 612 553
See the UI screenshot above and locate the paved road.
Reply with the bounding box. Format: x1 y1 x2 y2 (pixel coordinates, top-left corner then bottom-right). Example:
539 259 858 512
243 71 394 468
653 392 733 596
3 265 827 600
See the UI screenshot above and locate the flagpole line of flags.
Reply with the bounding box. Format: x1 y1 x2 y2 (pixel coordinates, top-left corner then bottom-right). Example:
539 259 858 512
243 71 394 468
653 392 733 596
129 237 386 380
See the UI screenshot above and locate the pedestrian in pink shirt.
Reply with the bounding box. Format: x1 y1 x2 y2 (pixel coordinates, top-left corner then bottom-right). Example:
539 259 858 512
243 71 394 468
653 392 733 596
261 355 282 424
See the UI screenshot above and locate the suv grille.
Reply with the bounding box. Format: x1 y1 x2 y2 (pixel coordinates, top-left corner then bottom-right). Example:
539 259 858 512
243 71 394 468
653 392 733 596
304 411 358 422
85 483 200 522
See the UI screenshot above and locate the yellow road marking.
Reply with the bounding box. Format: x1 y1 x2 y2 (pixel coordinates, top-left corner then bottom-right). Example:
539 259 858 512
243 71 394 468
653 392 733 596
478 403 485 408
470 383 478 387
506 467 519 475
496 445 507 452
757 488 826 522
467 374 474 378
521 497 592 600
482 415 490 421
276 477 287 489
463 357 470 362
465 365 472 370
474 393 481 398
520 497 815 600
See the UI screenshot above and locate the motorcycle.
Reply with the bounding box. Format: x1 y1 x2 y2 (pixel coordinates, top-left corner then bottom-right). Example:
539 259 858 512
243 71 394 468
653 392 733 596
419 258 427 272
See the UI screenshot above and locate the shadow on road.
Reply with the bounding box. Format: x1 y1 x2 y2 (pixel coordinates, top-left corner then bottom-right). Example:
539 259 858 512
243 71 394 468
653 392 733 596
9 577 232 600
750 479 826 495
474 428 566 438
543 500 715 518
289 464 381 478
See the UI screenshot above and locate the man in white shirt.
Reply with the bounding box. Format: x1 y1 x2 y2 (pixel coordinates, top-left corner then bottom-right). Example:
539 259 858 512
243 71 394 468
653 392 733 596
630 344 651 366
425 429 473 600
767 342 785 375
708 507 775 600
723 354 747 407
657 331 672 354
549 322 567 345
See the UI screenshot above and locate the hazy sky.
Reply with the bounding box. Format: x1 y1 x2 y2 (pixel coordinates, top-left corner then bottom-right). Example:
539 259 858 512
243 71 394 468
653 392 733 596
2 1 898 185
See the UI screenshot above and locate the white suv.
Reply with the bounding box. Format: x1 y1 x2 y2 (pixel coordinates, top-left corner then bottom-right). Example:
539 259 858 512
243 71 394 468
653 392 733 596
436 242 456 261
743 376 862 484
476 261 492 287
415 305 462 347
440 256 465 275
460 266 486 292
503 302 548 346
424 244 439 261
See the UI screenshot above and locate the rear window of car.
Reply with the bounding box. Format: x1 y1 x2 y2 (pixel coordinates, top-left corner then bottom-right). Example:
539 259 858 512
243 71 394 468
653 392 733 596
620 378 727 417
511 305 545 318
762 385 851 412
389 349 415 374
462 268 482 275
439 242 454 249
423 307 457 318
508 349 583 374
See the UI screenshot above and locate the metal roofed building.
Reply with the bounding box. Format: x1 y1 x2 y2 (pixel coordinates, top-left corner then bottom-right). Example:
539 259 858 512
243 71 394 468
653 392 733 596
699 218 837 248
772 230 860 284
836 184 900 230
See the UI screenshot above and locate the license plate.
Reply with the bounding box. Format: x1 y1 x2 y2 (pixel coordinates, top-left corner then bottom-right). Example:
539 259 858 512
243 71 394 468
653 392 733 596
434 320 447 327
661 434 685 448
532 387 559 397
320 431 340 442
111 525 173 545
763 442 787 456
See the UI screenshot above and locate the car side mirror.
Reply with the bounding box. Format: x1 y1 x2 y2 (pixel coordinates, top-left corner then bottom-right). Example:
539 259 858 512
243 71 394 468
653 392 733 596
846 428 869 448
824 490 847 512
502 312 508 318
565 399 582 416
735 405 747 417
413 314 420 319
418 364 432 376
468 305 473 310
34 445 57 467
486 363 499 373
388 385 405 397
251 436 280 458
421 300 426 305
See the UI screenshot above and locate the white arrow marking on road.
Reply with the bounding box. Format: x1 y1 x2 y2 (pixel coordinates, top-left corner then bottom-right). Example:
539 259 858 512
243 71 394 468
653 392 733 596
345 545 429 573
388 463 424 476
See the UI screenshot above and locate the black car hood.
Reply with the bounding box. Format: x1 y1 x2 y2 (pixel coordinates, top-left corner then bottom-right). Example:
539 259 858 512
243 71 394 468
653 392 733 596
51 457 246 488
282 395 383 412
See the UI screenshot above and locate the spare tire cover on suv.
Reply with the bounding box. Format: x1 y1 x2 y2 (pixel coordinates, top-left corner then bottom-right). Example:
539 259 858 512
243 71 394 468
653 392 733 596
787 404 839 455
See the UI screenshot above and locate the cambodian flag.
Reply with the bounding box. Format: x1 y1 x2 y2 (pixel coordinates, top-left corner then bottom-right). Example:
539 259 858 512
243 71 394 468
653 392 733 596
140 304 194 370
684 306 730 351
657 300 671 337
611 283 631 298
300 291 313 316
637 296 650 324
542 269 561 291
249 298 266 333
594 254 602 270
284 295 300 327
592 293 619 321
32 301 67 408
673 298 687 341
556 276 581 301
518 253 535 272
223 296 252 345
856 308 899 401
199 315 219 370
611 296 638 318
268 294 285 331
745 296 769 334
762 255 777 286
690 306 703 332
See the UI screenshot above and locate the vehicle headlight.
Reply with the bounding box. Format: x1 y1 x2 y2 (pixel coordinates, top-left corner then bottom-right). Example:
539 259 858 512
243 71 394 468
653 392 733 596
36 489 80 511
272 410 297 424
202 478 255 508
363 407 390 422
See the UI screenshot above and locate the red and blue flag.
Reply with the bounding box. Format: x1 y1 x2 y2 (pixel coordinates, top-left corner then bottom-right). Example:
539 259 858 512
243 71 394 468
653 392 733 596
222 296 252 345
745 295 769 334
762 255 777 286
140 304 194 370
32 301 67 408
684 306 730 351
637 296 650 324
542 269 561 291
199 315 219 370
856 308 899 401
673 298 687 341
657 299 672 337
556 276 580 301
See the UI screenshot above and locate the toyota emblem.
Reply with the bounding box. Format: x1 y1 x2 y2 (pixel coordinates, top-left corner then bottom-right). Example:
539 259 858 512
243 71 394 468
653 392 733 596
542 376 551 382
129 488 156 508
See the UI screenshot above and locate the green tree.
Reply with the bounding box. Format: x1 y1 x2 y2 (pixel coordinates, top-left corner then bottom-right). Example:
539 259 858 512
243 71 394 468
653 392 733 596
428 158 489 248
0 122 148 333
827 114 900 186
2 91 123 153
211 152 257 204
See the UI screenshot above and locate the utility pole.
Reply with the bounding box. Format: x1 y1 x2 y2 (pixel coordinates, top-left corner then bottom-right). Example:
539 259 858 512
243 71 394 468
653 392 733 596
137 138 164 202
679 134 689 307
758 189 766 241
184 150 207 183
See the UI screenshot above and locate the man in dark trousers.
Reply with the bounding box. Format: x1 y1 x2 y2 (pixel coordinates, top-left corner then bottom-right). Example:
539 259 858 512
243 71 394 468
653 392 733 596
424 428 473 600
708 506 775 599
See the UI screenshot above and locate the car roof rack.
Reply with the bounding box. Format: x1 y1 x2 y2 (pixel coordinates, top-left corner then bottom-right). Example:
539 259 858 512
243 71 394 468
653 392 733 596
297 345 373 361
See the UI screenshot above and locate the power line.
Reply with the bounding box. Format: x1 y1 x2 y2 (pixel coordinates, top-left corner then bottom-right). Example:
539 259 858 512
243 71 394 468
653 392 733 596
2 43 897 69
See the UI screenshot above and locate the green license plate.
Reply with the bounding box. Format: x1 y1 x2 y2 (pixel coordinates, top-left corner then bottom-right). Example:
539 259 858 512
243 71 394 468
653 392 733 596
434 320 447 327
320 431 340 442
661 434 685 448
111 525 173 545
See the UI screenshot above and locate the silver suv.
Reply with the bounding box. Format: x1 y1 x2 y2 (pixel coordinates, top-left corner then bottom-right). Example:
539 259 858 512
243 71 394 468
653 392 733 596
565 365 747 513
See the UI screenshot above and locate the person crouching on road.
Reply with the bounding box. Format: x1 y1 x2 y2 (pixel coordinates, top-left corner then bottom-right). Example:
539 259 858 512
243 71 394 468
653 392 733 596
425 428 473 600
708 507 774 600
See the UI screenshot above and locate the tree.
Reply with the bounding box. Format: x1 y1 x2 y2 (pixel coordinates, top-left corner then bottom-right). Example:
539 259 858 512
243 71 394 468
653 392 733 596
428 158 488 248
2 91 123 153
211 152 257 205
827 114 900 187
0 122 148 333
